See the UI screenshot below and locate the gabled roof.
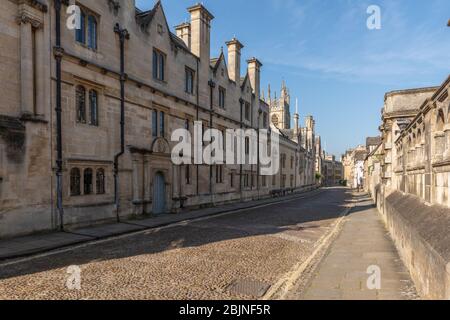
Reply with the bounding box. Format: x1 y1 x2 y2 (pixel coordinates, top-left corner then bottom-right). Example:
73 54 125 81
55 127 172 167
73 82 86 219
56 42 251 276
210 51 228 74
366 136 381 147
135 1 193 54
354 150 368 161
135 1 159 30
240 72 250 90
170 32 189 51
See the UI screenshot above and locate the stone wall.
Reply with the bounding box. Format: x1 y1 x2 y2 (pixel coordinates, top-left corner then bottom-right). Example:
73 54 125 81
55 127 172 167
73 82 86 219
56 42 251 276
381 191 450 299
370 75 450 299
0 0 318 238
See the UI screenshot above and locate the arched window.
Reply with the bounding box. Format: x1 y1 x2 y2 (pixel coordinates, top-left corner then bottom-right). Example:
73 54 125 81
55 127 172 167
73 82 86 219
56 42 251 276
96 168 105 194
87 15 97 50
89 89 98 126
76 85 86 123
70 168 81 196
84 168 93 195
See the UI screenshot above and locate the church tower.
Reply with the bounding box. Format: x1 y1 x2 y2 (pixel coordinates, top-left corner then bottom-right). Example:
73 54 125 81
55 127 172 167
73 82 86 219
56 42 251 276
269 81 291 129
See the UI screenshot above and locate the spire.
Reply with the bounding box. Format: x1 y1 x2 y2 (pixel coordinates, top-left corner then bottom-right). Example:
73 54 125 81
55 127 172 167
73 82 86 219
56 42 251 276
262 90 265 101
295 98 299 115
268 84 271 102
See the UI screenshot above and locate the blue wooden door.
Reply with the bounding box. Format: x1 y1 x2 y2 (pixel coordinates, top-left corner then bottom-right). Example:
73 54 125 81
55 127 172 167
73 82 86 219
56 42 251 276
153 172 166 214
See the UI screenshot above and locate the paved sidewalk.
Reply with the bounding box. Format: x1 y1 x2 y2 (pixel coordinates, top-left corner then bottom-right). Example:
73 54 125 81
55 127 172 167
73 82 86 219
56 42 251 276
301 194 417 300
0 187 321 261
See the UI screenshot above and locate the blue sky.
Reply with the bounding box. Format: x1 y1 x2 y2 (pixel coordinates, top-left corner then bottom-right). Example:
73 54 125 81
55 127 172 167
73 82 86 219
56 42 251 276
136 0 450 157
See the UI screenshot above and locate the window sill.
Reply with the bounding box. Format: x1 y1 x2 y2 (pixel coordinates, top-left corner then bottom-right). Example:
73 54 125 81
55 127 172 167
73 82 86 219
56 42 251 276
153 78 168 86
75 121 100 128
75 42 98 53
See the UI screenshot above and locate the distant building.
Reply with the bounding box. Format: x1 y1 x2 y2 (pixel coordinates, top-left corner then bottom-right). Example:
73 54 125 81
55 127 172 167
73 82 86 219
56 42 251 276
342 146 367 188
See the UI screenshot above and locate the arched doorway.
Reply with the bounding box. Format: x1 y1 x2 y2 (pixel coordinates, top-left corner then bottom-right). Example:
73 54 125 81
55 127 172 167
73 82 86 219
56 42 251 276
153 172 166 214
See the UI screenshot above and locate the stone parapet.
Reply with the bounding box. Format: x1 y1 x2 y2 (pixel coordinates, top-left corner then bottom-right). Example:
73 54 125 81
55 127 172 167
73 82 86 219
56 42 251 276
381 191 450 299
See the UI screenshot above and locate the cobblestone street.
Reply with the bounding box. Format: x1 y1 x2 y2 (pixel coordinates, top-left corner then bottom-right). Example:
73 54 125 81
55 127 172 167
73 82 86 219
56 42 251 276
0 188 353 300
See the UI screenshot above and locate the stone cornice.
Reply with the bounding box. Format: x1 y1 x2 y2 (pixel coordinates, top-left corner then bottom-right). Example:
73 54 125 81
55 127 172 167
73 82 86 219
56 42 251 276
384 86 440 102
16 0 47 13
17 2 44 28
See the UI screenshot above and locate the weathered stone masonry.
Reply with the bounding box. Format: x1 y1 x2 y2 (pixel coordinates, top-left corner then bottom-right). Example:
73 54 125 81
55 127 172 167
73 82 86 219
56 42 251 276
0 0 318 238
367 75 450 299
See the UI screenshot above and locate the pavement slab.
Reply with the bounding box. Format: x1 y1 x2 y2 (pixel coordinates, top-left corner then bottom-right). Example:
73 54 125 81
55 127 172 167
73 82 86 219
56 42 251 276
300 195 418 300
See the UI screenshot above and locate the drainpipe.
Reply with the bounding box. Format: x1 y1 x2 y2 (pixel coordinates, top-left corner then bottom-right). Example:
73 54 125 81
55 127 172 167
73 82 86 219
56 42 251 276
208 80 215 200
257 110 261 196
239 98 244 198
54 0 64 231
113 24 129 222
195 59 200 196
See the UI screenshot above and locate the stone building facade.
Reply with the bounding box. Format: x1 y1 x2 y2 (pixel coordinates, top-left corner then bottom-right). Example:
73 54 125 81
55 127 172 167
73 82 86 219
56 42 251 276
342 145 367 188
321 154 343 186
367 75 450 299
0 0 318 238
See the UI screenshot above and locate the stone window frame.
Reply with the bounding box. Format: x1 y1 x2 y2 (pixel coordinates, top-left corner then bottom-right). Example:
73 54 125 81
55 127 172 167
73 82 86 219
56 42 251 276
84 168 94 195
151 106 169 140
262 175 267 187
75 82 101 127
152 48 166 82
218 86 226 109
185 165 191 185
69 165 108 197
70 168 81 196
75 4 99 51
75 85 86 123
185 67 195 95
215 165 224 184
244 102 251 121
96 168 106 195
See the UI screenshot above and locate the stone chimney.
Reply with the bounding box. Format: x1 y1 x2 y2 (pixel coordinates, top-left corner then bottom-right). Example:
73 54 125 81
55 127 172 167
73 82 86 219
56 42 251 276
226 38 244 85
247 57 263 98
188 3 214 61
175 22 191 49
294 98 300 141
188 3 214 105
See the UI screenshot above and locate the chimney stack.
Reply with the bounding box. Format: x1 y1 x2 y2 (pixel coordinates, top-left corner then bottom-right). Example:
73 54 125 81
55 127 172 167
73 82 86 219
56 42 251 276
226 38 244 85
294 98 300 141
188 3 214 105
247 57 263 98
188 3 214 60
175 22 191 49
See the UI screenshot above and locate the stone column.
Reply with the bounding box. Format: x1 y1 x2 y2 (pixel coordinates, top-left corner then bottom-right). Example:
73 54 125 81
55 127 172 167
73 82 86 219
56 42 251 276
17 9 43 118
19 16 34 116
132 158 140 203
35 27 45 117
